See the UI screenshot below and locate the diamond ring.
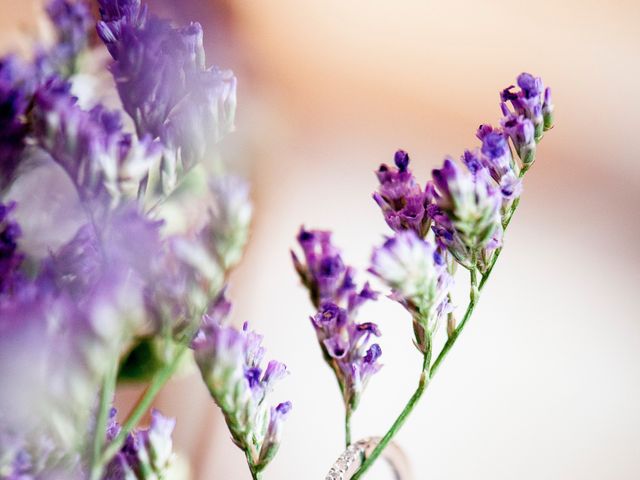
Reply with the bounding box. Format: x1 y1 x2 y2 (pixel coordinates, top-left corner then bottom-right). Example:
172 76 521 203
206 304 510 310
325 437 412 480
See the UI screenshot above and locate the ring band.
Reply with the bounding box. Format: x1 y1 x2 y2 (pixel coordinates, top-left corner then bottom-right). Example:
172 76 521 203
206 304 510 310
325 437 412 480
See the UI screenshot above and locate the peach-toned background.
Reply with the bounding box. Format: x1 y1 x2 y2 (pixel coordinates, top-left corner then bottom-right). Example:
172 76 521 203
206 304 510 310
1 0 639 478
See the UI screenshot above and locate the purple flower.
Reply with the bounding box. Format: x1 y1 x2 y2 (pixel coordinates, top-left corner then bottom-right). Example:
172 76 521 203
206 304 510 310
311 302 382 409
42 0 92 75
369 231 452 351
291 228 360 308
500 112 536 165
192 291 291 471
31 80 161 209
427 158 502 269
501 72 553 141
542 87 554 130
104 409 176 479
373 150 430 237
0 62 31 188
97 1 236 174
0 202 25 297
293 228 380 409
477 131 523 200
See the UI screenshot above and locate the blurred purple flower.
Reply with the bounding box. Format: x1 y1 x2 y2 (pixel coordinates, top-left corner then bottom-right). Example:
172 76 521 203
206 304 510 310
31 79 161 209
0 201 25 297
104 408 176 480
97 0 236 175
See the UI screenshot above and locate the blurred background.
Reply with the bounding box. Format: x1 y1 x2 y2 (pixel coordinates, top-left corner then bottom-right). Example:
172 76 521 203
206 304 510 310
1 0 639 478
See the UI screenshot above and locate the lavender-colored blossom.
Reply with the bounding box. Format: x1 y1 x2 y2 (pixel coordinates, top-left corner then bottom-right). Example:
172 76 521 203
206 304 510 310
501 72 553 141
542 87 554 130
0 201 25 297
97 1 237 178
311 302 382 409
0 269 145 473
291 228 359 308
205 175 253 271
40 0 92 77
0 61 31 188
192 292 290 471
370 231 452 351
31 80 161 209
426 158 502 269
373 150 430 237
293 228 381 409
104 409 176 480
476 130 523 201
499 112 536 165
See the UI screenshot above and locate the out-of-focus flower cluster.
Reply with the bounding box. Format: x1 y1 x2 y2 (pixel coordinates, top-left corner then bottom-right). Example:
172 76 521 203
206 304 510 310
104 409 176 480
0 0 287 479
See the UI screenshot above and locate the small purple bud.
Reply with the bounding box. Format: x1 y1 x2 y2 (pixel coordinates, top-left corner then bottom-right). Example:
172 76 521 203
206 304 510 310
394 149 410 171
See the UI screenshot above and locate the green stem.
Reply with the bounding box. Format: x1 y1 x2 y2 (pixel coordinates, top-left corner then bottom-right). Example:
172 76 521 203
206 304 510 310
245 451 263 480
89 363 118 480
345 406 353 448
98 347 187 472
430 267 479 377
351 344 432 480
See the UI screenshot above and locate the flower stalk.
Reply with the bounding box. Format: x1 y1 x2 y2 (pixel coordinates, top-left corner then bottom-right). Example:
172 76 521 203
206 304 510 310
98 346 187 472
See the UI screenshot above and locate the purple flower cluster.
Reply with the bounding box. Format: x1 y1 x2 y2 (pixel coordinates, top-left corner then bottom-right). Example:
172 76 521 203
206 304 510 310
371 73 554 273
0 1 268 477
192 292 291 472
370 231 453 351
501 72 554 143
38 0 93 77
31 79 161 209
373 150 431 237
0 201 24 297
105 409 176 479
0 0 92 188
292 228 382 411
427 157 503 269
97 0 236 177
312 303 382 410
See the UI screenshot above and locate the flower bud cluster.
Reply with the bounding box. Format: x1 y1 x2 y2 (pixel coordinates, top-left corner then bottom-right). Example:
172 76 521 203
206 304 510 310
105 409 176 480
370 231 453 351
373 150 431 237
192 292 291 473
292 228 382 411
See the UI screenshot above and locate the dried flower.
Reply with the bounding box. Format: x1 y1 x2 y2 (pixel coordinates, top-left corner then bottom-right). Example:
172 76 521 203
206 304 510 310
373 150 430 237
501 72 553 142
205 175 253 271
369 231 452 351
311 302 382 410
0 201 25 297
97 0 236 178
427 158 502 269
104 409 176 480
31 80 161 209
192 292 290 473
291 228 357 308
40 0 93 77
